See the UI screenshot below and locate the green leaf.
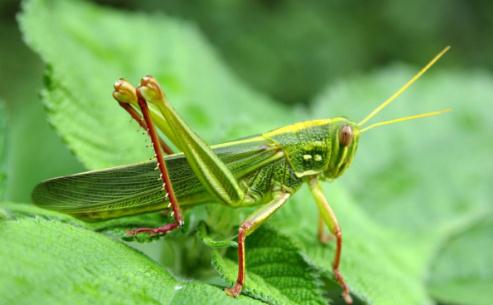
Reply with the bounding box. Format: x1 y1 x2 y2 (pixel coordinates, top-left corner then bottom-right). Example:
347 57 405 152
167 283 267 305
212 226 326 305
0 101 6 199
429 214 493 305
0 203 267 305
19 0 291 170
0 20 82 203
0 201 86 225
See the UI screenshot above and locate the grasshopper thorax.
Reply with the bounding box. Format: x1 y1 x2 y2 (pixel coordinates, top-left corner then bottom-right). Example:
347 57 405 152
263 118 360 180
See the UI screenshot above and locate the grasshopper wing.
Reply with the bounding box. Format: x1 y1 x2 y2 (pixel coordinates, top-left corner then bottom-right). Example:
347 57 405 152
32 138 282 220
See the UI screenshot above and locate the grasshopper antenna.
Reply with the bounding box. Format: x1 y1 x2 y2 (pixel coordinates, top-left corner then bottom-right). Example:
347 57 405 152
358 46 450 127
360 108 452 133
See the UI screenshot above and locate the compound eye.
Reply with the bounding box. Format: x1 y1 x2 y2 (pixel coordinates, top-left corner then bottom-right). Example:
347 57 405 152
339 125 353 147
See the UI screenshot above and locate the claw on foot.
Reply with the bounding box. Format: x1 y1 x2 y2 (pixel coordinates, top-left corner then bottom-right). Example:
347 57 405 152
333 268 353 304
126 223 179 237
342 291 353 304
224 282 242 297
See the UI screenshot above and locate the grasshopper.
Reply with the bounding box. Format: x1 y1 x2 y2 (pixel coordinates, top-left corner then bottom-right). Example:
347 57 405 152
32 47 451 304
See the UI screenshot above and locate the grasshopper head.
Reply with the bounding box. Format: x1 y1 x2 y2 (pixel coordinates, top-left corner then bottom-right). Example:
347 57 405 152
323 47 452 180
322 119 360 180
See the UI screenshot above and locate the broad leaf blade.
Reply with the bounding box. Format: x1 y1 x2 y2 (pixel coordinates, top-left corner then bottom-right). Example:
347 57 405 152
0 217 177 305
169 283 267 305
429 214 493 305
19 0 290 170
0 203 267 305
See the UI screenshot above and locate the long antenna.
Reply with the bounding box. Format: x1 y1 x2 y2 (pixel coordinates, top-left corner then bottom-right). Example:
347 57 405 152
360 108 452 133
358 46 450 126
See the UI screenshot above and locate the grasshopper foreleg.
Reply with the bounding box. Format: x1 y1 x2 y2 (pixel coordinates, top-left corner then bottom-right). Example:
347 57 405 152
309 177 352 304
225 192 291 297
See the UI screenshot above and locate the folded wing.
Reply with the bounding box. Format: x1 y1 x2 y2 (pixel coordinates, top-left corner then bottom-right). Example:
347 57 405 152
32 137 281 220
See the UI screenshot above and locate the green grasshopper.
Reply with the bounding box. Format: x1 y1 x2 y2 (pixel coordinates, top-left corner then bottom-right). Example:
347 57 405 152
32 47 451 304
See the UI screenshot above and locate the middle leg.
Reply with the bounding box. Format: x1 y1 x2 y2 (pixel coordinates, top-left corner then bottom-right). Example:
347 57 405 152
317 212 333 244
225 192 291 297
309 177 352 304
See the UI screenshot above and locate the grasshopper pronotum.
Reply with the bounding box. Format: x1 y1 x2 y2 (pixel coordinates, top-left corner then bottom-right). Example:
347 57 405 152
33 47 451 303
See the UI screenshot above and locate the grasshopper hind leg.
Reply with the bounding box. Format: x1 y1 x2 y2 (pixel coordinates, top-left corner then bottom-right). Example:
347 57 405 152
113 79 184 237
127 222 179 236
309 178 352 304
117 100 174 155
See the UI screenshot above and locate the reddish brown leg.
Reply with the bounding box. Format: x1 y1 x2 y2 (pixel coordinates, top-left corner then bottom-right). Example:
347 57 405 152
127 222 180 236
331 224 350 302
309 178 352 304
118 102 174 155
225 226 247 296
126 89 184 236
225 193 290 297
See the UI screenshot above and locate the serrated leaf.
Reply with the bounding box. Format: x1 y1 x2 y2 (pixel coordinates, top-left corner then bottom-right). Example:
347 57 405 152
0 21 82 203
0 201 86 226
429 214 493 305
0 217 175 305
168 282 267 305
19 0 291 170
0 204 267 305
212 227 326 305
